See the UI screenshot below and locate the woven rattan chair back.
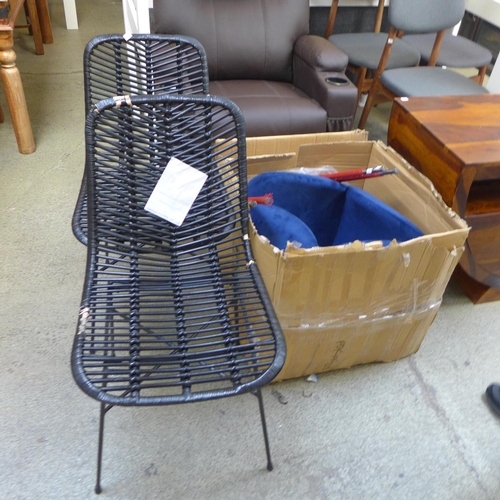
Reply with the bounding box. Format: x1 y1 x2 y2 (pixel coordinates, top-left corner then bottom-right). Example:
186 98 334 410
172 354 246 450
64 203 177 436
72 34 209 245
71 92 286 494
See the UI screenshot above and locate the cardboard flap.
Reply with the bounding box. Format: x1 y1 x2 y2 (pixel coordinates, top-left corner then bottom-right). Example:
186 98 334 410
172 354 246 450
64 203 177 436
249 221 281 299
247 154 295 178
269 239 466 329
246 130 368 158
364 142 469 236
296 141 373 170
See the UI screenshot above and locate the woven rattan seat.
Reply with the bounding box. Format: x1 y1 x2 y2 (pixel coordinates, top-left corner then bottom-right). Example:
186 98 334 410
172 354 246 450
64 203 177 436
71 33 209 245
71 92 286 494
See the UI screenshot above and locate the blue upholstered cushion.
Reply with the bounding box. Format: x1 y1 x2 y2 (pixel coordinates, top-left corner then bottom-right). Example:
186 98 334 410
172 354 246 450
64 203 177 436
248 172 423 250
250 204 318 250
332 184 424 245
249 171 346 246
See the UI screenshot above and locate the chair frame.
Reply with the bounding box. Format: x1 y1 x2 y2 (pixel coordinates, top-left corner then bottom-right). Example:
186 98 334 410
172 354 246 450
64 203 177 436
403 31 489 85
16 0 53 54
72 92 286 494
466 17 494 85
324 0 387 101
357 26 448 129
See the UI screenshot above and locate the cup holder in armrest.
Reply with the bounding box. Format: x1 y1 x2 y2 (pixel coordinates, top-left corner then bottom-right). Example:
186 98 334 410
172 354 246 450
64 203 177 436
325 76 349 86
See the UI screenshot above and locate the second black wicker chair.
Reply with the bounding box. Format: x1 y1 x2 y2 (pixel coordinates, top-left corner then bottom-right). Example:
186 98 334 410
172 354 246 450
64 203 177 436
71 92 286 494
72 33 209 245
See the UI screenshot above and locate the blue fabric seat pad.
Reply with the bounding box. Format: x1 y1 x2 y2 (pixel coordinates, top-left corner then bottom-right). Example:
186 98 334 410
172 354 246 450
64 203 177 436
249 171 347 246
332 183 423 245
250 204 319 250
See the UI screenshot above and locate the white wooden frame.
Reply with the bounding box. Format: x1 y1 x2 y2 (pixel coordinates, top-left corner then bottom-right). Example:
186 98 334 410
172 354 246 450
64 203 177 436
122 0 153 34
63 0 78 29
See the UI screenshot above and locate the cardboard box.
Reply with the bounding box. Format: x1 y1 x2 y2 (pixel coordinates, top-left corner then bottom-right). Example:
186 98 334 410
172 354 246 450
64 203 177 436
245 129 368 179
246 135 469 381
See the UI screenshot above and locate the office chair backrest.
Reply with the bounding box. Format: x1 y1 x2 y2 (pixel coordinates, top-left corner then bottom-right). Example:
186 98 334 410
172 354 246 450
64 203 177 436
153 0 309 82
389 0 465 33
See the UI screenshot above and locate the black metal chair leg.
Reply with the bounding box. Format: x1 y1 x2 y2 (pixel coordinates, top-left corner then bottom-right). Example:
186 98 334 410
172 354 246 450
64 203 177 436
95 403 110 494
254 389 274 471
95 403 105 494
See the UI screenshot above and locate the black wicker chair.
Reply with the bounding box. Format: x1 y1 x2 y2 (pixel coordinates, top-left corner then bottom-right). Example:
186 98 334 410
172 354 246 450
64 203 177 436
71 92 286 494
72 33 209 245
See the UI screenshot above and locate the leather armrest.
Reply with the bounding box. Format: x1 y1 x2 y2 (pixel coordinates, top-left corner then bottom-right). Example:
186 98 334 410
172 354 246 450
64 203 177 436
293 35 348 72
293 40 357 131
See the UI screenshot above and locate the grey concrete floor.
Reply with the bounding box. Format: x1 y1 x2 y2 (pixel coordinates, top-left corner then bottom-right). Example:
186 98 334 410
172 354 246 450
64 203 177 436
1 1 500 499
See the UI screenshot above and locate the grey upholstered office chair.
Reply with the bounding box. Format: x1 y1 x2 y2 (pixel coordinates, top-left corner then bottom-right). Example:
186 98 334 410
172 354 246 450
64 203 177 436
325 0 421 104
358 0 488 129
401 32 492 85
153 0 358 136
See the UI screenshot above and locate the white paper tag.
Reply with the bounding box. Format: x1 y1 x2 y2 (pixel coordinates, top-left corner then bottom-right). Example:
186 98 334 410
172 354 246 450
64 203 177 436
145 157 208 226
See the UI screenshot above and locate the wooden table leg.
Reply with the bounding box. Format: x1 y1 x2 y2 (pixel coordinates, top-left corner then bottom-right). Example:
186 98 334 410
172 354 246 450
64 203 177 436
25 0 44 55
0 31 36 154
34 0 53 44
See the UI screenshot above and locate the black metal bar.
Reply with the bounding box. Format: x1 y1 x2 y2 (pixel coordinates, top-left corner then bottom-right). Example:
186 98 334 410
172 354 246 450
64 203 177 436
254 389 274 472
95 403 106 494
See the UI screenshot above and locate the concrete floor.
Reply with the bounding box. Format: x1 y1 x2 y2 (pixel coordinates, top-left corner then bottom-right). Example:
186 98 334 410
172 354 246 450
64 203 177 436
1 1 500 499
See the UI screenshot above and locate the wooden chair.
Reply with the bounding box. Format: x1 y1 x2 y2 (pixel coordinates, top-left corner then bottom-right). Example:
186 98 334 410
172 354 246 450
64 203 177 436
325 0 420 104
358 0 488 130
0 0 52 152
401 31 492 85
18 0 53 54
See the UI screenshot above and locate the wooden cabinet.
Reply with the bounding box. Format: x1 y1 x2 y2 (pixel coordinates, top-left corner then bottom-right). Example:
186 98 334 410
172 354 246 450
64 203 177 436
388 94 500 303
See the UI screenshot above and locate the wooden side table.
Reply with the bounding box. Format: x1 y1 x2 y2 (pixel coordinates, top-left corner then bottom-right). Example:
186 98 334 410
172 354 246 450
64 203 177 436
388 94 500 304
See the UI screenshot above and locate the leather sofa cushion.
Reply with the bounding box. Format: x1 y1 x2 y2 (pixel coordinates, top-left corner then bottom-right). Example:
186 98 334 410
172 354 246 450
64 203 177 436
210 80 327 136
153 0 309 82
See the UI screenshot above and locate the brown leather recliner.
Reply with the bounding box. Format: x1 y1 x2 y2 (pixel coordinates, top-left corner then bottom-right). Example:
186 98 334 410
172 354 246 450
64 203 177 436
153 0 358 136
